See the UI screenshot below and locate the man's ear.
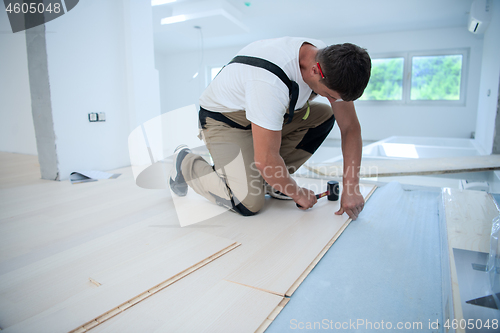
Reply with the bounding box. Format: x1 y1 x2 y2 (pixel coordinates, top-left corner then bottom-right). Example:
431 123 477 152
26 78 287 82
312 63 322 77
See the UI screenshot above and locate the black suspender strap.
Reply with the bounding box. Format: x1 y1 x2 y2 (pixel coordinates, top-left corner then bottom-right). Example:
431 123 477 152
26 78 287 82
228 55 299 124
199 107 251 130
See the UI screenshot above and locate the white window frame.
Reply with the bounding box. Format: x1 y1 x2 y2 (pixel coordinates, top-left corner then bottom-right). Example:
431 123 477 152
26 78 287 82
406 48 468 106
358 48 469 106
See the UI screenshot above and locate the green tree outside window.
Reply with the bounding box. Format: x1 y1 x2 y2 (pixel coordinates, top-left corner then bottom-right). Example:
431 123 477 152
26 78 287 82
411 55 462 100
360 58 404 101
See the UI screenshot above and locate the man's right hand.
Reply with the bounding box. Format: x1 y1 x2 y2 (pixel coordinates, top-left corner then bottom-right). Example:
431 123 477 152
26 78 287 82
293 187 317 210
251 123 318 210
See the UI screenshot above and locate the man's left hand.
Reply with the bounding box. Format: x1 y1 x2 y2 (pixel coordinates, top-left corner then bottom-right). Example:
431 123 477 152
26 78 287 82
335 186 365 220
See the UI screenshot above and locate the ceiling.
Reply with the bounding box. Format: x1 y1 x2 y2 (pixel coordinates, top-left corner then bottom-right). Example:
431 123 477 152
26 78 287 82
151 0 475 55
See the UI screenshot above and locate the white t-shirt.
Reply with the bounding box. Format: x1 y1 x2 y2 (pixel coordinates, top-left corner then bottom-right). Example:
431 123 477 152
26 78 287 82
199 37 327 131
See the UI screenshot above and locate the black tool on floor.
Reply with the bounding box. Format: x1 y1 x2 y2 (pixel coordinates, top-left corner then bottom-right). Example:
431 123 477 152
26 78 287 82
466 293 500 310
296 180 339 208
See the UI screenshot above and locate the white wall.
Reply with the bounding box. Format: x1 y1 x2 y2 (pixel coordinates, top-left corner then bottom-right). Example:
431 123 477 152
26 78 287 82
42 0 160 180
2 1 493 179
0 11 37 155
475 1 500 154
156 45 242 114
156 27 483 141
123 0 162 129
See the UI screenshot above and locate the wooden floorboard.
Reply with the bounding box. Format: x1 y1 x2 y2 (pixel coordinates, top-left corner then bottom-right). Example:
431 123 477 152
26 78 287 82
91 280 284 333
1 229 238 333
223 183 375 296
0 152 43 189
441 188 499 333
82 179 375 332
285 185 377 297
255 298 290 333
0 152 376 332
80 179 375 332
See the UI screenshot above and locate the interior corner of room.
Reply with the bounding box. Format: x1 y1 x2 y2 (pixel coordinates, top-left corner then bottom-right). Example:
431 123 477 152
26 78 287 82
1 0 500 332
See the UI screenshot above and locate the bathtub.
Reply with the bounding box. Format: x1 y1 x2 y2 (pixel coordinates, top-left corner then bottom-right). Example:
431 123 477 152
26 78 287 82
362 136 484 159
316 136 500 193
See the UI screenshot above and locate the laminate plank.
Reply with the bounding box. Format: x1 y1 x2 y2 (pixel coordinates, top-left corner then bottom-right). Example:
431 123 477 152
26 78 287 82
1 152 376 332
0 164 175 266
255 298 290 333
0 167 138 220
1 231 238 333
91 280 284 333
441 188 499 333
306 154 500 178
0 225 190 328
69 179 374 333
0 192 171 263
285 185 377 296
88 231 237 287
0 197 177 278
171 186 232 227
0 152 43 189
443 189 497 253
224 183 375 296
71 243 241 332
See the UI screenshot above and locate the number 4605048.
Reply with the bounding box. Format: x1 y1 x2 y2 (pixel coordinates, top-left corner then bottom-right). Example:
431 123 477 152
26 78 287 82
444 319 498 330
5 2 61 14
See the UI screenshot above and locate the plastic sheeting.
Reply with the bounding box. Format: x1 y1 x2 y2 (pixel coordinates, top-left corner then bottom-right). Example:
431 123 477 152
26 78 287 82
490 195 500 310
267 182 443 332
489 215 500 309
441 187 500 330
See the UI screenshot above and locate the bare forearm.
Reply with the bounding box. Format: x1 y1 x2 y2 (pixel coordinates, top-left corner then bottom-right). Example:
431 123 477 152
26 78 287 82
341 126 362 187
255 155 300 199
330 101 364 220
251 122 317 209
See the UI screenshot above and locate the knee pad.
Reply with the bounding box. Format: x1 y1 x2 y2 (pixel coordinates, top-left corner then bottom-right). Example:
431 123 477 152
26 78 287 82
295 115 336 154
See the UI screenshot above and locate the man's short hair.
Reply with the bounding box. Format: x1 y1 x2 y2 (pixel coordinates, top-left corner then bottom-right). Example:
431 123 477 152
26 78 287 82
316 43 371 101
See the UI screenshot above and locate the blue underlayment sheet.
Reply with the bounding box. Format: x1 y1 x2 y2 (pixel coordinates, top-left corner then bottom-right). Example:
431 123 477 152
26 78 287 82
268 182 443 333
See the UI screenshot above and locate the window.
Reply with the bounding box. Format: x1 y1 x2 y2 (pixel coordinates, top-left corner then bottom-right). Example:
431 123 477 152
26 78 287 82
359 49 468 105
359 57 404 101
410 54 463 101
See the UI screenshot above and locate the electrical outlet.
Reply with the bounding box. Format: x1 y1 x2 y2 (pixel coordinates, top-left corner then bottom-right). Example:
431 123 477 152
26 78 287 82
89 112 106 122
88 113 98 122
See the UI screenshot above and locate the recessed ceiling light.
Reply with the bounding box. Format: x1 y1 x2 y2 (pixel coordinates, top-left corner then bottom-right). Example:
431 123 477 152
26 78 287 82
151 0 176 6
161 15 186 25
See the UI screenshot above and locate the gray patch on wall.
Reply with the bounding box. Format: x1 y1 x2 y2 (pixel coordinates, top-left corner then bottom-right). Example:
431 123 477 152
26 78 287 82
492 74 500 155
25 24 59 180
